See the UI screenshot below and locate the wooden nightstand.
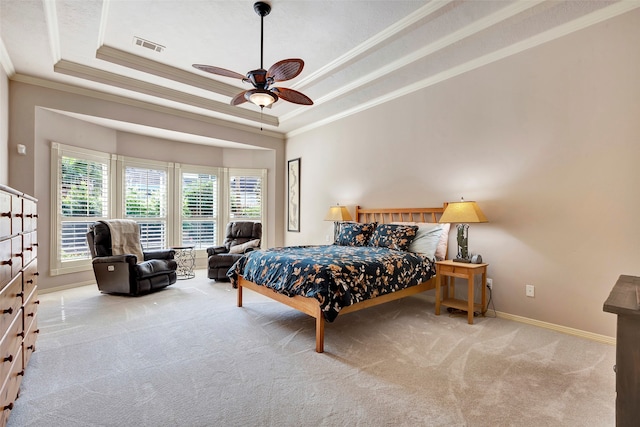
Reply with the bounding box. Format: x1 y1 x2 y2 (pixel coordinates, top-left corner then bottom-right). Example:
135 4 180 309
435 260 488 324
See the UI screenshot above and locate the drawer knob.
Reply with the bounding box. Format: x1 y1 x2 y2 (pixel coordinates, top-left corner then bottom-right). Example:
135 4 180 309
3 355 12 363
17 332 24 338
26 279 33 284
1 260 11 266
35 300 40 305
34 271 40 275
16 292 23 298
34 329 40 334
3 402 13 411
17 370 24 376
0 212 9 217
27 312 34 317
14 213 22 218
3 307 12 315
27 345 34 351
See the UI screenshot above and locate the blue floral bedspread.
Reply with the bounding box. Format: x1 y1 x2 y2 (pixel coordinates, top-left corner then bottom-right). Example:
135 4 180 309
227 245 435 322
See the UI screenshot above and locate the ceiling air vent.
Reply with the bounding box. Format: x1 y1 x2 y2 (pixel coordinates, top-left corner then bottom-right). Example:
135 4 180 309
133 37 165 53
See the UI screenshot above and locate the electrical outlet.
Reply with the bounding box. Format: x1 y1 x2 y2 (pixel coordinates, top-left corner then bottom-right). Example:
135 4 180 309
486 278 493 289
526 284 535 297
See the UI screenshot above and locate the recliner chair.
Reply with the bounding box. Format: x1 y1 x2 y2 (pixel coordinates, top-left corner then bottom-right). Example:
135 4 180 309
207 221 262 281
86 221 178 295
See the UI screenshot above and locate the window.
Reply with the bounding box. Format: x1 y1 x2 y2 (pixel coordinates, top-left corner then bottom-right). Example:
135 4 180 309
51 143 112 275
124 164 168 249
51 143 267 275
181 171 218 249
229 170 264 221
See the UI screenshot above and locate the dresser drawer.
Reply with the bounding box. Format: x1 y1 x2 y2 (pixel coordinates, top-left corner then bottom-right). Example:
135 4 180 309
22 260 38 301
23 311 38 369
22 199 37 233
0 193 10 240
10 195 21 237
0 345 23 422
22 232 37 267
0 275 22 336
10 236 22 279
0 313 23 393
23 286 38 335
0 240 11 291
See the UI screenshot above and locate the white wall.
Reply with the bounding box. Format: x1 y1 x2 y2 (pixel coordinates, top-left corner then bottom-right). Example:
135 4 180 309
8 83 286 291
285 10 640 338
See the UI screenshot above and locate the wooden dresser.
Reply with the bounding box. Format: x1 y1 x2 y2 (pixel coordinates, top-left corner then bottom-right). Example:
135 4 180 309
0 185 38 426
603 275 640 427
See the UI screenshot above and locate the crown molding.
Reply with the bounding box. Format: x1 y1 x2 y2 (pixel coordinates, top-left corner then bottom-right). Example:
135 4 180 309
53 59 278 127
96 45 241 98
0 37 15 76
11 73 284 140
281 0 544 124
286 1 640 139
291 1 454 90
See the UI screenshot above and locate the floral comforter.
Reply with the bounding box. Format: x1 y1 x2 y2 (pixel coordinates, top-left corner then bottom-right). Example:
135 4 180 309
227 245 435 322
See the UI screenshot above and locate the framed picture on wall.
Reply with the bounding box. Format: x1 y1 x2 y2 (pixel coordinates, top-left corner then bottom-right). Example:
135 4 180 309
287 158 301 232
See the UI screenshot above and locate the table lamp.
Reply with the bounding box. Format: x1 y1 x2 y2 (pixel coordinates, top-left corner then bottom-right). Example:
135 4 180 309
439 198 488 262
324 204 352 242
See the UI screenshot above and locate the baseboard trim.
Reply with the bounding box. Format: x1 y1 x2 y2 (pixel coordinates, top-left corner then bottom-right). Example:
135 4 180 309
494 311 615 346
416 294 615 346
39 280 95 294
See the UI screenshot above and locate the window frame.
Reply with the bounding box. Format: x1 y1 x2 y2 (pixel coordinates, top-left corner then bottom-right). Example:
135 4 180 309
50 144 267 275
175 163 222 251
50 142 116 275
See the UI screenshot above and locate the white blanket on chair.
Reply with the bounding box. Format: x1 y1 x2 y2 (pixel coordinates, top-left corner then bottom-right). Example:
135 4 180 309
103 219 145 263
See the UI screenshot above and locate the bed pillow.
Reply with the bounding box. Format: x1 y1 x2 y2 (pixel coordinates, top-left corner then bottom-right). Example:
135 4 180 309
229 238 261 254
435 222 450 260
335 222 377 246
368 223 418 251
406 223 445 259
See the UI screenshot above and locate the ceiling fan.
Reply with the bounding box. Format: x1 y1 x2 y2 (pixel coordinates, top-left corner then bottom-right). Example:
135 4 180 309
193 1 313 109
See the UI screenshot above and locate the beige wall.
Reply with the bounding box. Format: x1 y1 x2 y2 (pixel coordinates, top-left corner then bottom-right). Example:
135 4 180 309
285 10 640 338
0 65 7 185
8 82 285 291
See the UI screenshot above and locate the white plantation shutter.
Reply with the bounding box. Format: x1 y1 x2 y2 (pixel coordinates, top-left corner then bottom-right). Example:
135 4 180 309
52 144 266 275
229 175 262 221
181 172 217 249
124 166 167 249
59 155 110 261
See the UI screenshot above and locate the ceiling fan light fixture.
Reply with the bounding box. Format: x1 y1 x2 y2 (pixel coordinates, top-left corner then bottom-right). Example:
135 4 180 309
247 89 278 107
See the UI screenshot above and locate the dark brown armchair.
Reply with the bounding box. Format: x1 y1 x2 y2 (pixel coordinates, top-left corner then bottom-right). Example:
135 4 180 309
207 221 262 281
86 220 177 295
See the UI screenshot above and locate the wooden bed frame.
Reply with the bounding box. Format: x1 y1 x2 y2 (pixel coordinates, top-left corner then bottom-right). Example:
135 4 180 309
236 205 448 353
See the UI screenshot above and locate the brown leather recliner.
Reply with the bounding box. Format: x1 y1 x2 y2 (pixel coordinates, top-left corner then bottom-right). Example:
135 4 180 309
86 221 178 295
207 221 262 281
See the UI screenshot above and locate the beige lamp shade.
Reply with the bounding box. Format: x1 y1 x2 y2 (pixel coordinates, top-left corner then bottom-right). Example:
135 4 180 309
439 201 488 224
324 205 352 222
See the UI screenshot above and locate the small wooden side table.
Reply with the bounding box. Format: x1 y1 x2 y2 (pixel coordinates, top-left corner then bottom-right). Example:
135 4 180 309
435 260 488 324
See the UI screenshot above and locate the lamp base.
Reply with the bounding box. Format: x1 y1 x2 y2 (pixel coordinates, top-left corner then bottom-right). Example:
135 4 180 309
453 257 471 263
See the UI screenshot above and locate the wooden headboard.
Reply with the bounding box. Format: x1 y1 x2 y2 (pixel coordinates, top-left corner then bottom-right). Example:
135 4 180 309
355 204 448 224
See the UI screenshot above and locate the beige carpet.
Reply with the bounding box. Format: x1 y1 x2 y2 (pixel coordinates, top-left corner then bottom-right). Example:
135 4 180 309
9 270 615 426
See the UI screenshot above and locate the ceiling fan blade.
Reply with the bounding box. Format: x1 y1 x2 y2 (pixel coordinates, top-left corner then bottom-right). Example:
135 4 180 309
231 90 249 106
272 87 313 105
192 64 246 80
267 59 304 82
